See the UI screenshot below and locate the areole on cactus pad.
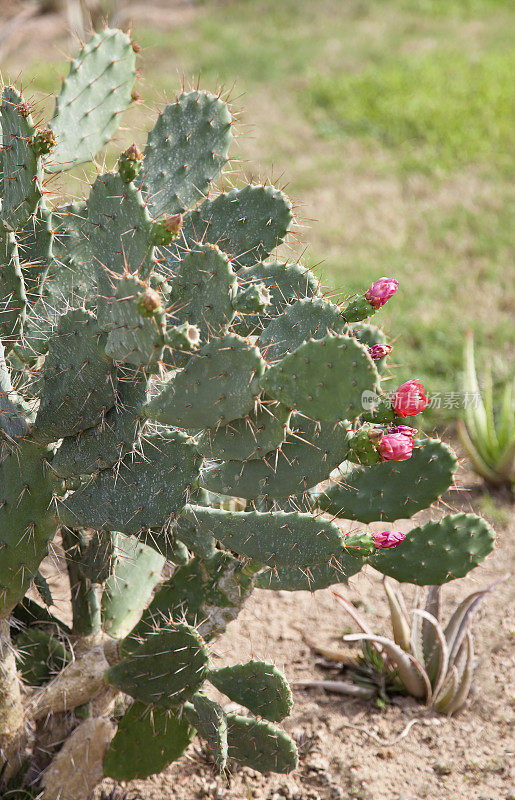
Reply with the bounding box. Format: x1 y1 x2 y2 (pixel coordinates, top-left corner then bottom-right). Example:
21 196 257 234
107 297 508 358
0 27 495 800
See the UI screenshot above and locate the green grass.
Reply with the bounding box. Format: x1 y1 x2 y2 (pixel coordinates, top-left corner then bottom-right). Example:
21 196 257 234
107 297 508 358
13 0 515 425
305 48 515 172
393 0 514 14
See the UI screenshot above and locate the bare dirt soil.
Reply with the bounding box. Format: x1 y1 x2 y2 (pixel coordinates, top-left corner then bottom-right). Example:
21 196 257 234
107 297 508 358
93 468 514 800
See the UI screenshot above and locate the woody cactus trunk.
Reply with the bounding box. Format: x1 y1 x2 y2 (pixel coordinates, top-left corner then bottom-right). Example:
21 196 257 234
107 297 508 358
0 29 494 800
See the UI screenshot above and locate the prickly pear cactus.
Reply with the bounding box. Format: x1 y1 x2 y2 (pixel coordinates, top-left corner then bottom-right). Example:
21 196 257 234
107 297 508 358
0 29 495 800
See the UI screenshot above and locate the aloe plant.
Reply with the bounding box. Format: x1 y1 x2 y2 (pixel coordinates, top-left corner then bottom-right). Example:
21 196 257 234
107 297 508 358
458 331 514 488
301 580 498 715
340 580 500 713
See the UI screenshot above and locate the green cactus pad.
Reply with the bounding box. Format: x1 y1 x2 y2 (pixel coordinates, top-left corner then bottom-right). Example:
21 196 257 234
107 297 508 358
368 513 495 585
143 91 233 218
130 551 253 643
201 418 350 498
15 223 97 361
107 622 210 707
17 203 97 356
166 184 293 269
182 506 346 568
316 438 458 523
80 531 116 585
144 333 266 429
0 232 26 348
58 431 200 535
103 701 194 780
104 276 165 370
17 202 53 300
185 694 228 771
17 628 70 687
208 661 292 722
33 308 118 443
51 202 92 273
234 260 320 336
0 440 59 614
167 243 237 339
0 338 28 438
52 377 147 478
48 28 136 172
351 322 389 374
14 203 97 361
87 173 154 292
260 333 379 422
169 538 190 566
226 714 298 774
196 401 291 461
172 511 216 559
101 534 165 638
0 87 42 230
255 555 364 592
259 297 347 362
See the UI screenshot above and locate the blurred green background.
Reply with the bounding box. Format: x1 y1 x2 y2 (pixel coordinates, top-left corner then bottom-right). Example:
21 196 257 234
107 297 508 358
9 0 515 421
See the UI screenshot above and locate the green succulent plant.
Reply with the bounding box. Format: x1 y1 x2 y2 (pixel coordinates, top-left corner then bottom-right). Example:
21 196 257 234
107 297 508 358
458 331 514 488
315 580 499 714
0 28 495 800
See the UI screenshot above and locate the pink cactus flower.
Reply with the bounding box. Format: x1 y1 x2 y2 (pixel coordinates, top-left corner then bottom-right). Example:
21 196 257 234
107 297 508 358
392 379 429 417
388 425 417 437
368 343 392 360
372 530 406 550
365 277 399 309
377 433 414 461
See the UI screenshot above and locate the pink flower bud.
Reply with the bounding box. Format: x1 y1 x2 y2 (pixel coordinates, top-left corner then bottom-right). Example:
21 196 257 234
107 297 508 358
377 433 413 461
365 277 399 309
388 425 417 437
368 343 392 360
372 530 406 550
163 213 183 236
392 380 429 417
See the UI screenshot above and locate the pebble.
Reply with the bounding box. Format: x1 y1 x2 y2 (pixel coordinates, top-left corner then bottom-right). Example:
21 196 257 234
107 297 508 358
306 755 329 771
433 760 452 775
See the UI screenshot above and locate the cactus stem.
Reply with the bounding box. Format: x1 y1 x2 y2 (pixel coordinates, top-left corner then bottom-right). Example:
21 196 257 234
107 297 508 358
0 620 24 737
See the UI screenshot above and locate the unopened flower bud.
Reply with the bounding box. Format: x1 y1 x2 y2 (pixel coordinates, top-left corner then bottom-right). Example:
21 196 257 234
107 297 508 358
118 143 143 183
367 427 384 445
152 214 183 246
368 343 392 360
392 380 429 417
136 288 161 316
365 277 399 309
164 214 183 236
33 129 56 156
372 530 406 550
377 433 413 461
388 425 417 437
